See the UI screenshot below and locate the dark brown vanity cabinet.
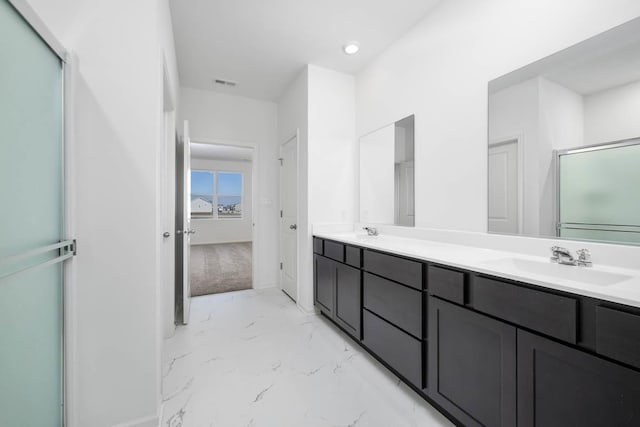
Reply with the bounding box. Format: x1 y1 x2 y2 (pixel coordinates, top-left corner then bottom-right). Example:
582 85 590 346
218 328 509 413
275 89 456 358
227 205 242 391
361 249 426 389
428 269 640 427
313 254 334 314
313 236 640 427
313 240 361 339
429 297 516 427
518 329 640 427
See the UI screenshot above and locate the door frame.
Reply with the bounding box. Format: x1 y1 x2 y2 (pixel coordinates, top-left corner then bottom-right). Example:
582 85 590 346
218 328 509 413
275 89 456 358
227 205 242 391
7 1 76 425
278 132 299 299
488 136 524 234
189 136 260 289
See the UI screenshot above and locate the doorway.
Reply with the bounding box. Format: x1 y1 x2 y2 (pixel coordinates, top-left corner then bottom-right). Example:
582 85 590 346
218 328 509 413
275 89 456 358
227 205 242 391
279 135 298 301
188 142 255 297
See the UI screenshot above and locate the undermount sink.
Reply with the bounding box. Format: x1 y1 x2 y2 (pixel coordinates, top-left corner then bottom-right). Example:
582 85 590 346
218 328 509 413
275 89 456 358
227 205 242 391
483 257 633 286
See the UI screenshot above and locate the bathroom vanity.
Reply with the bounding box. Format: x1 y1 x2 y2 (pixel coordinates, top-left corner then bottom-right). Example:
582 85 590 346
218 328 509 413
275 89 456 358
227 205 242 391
312 233 640 427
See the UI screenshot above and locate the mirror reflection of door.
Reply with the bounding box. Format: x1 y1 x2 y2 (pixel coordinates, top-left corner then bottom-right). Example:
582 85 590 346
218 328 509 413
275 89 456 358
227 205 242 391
488 140 519 234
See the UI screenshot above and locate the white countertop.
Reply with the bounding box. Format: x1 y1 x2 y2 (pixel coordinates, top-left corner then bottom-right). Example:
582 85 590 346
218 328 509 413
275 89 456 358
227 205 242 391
313 231 640 309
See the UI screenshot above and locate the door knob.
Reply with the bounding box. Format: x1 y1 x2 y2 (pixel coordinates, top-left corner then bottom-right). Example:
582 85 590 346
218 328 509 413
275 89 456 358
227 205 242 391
289 224 297 230
187 229 196 234
163 232 171 238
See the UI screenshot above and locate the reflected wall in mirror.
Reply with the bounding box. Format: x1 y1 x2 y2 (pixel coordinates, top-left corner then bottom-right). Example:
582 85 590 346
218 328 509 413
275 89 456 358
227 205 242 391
360 115 415 226
488 17 640 246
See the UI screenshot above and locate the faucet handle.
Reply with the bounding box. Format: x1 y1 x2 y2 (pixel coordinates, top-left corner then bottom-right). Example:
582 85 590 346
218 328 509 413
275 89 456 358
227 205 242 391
362 226 378 236
576 249 592 267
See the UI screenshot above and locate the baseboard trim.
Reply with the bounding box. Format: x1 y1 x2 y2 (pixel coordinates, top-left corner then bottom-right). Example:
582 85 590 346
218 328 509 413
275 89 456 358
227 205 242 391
111 414 159 427
297 302 317 315
254 282 276 289
190 240 252 246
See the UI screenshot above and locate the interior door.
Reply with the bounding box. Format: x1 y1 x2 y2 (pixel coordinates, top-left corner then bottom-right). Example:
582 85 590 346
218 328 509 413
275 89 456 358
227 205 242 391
175 121 192 324
488 140 519 234
181 121 192 323
280 136 298 300
0 2 70 425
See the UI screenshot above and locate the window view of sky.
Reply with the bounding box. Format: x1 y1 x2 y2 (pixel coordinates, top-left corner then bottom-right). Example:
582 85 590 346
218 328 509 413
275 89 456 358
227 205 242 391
191 170 242 196
191 170 243 218
191 170 213 195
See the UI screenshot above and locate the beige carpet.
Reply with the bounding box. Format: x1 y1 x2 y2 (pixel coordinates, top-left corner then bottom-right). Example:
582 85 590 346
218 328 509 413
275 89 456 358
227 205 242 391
190 242 252 297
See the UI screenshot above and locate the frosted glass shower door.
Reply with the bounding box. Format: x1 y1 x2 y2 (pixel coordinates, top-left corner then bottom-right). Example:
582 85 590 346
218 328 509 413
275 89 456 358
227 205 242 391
0 1 67 425
558 141 640 245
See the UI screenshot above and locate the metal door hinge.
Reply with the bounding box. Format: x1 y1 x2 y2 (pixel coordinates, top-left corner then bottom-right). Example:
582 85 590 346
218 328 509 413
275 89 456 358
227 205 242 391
280 262 283 270
280 210 283 218
278 158 283 166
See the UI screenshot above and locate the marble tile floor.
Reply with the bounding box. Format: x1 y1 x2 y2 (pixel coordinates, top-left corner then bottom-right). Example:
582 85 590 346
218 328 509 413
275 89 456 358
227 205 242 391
162 287 454 427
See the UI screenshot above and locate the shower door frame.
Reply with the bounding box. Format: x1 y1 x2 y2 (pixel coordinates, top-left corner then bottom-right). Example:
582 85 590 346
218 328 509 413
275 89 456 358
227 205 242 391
554 137 640 239
6 1 75 425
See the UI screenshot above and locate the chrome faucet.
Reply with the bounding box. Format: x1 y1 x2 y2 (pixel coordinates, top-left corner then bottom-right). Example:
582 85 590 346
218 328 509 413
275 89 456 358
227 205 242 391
551 246 575 265
550 246 592 267
363 226 378 236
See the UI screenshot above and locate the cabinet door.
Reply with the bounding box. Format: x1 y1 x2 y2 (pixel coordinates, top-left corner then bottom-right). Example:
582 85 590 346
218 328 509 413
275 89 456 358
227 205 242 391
335 263 361 339
518 330 640 427
429 297 516 427
314 255 334 314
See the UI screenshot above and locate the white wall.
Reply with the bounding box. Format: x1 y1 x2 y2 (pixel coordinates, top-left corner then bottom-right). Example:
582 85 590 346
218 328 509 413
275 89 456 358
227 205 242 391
306 65 357 311
277 65 356 312
356 0 640 233
584 79 640 145
360 125 396 224
489 78 540 234
190 158 253 245
489 77 585 236
537 77 584 235
277 68 309 309
24 0 180 426
179 88 279 288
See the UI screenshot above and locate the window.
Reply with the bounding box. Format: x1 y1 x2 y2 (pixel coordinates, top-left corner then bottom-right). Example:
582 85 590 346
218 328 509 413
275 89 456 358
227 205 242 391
190 170 243 219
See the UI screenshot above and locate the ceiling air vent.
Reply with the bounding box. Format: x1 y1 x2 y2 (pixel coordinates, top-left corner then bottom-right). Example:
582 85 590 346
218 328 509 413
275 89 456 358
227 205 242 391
213 78 237 87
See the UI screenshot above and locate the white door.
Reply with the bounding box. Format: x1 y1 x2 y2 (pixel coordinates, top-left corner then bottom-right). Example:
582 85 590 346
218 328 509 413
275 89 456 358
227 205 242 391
280 136 298 300
160 112 176 336
181 120 192 323
488 140 519 234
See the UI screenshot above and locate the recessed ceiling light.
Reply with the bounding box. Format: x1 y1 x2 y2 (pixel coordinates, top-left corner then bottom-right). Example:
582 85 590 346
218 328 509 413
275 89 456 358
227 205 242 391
343 42 360 55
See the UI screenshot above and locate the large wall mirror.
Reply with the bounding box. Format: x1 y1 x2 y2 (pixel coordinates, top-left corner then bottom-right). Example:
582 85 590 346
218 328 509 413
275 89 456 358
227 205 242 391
488 18 640 246
360 115 415 226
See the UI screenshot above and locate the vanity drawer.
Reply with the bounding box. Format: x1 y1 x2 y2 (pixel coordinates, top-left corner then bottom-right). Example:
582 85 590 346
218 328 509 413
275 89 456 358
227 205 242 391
596 306 640 370
313 237 324 255
363 272 422 338
323 240 344 262
363 310 423 388
363 250 423 290
471 276 578 344
345 245 361 268
428 265 467 305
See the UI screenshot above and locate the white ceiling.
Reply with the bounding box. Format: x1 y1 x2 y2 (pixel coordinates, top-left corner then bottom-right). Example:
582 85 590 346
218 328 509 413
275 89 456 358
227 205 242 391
191 143 253 162
490 17 640 96
169 0 441 101
544 41 640 95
